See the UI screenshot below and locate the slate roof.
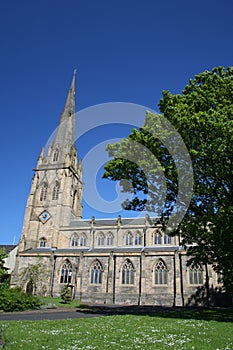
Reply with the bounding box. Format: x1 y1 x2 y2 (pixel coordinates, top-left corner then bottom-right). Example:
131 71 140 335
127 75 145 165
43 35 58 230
0 245 17 253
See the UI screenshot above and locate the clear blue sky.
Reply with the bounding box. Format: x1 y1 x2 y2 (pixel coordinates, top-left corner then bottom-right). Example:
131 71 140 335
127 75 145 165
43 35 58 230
0 0 232 244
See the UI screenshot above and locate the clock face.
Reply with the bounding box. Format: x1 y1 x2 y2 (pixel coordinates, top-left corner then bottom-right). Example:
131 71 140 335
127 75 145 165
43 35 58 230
39 210 51 224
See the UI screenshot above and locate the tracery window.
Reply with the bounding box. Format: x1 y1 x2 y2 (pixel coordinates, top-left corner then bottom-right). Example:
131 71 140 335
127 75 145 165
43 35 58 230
52 181 60 200
154 230 162 244
106 232 114 246
80 233 87 246
154 259 168 285
125 232 133 246
189 263 203 285
71 233 79 247
53 148 59 162
40 182 48 201
135 232 142 245
39 237 47 247
164 234 171 244
90 260 103 284
60 260 72 284
122 259 135 285
97 232 105 246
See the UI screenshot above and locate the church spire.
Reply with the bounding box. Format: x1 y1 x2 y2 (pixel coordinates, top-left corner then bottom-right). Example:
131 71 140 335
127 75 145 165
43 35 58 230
50 71 77 157
59 69 76 123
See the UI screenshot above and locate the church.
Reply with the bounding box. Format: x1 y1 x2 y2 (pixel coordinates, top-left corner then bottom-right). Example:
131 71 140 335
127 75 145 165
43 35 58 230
11 73 220 306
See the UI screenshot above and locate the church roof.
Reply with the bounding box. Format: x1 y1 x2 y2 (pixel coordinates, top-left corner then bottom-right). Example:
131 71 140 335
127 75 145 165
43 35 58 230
0 245 17 253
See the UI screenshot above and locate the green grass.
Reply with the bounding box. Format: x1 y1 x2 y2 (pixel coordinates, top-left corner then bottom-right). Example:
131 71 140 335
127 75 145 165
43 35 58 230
39 296 81 309
1 309 233 349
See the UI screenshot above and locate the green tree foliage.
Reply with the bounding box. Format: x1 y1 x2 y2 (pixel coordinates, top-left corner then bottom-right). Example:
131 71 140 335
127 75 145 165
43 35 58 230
103 66 233 291
0 287 41 312
61 284 72 303
0 249 9 288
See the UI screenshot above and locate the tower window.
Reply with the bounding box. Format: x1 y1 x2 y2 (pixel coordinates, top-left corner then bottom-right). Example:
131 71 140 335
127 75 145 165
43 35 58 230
52 181 60 200
90 260 103 284
122 259 135 285
53 148 59 162
60 260 72 284
154 259 168 285
39 237 47 247
40 182 48 201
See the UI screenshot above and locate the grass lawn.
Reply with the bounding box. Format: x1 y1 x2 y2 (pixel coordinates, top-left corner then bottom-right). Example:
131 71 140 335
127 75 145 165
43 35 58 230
0 309 233 349
39 296 81 309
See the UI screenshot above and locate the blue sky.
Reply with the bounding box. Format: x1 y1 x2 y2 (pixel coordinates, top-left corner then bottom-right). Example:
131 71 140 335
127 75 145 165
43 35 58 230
0 0 232 244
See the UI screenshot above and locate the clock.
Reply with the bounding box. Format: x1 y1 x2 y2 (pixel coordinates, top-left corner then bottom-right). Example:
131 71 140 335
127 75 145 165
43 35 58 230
39 210 51 224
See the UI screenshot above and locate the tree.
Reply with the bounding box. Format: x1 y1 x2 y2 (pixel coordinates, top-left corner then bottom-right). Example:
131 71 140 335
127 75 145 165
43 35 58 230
61 284 72 303
103 66 233 291
0 248 9 288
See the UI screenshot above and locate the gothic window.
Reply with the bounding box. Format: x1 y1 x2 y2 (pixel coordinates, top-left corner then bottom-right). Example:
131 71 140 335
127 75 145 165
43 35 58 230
154 259 168 285
164 234 171 244
53 148 59 162
189 263 203 285
39 237 47 247
122 259 135 285
60 260 72 284
90 260 103 284
135 231 142 245
154 230 162 244
80 233 87 246
52 181 60 200
106 232 114 246
125 232 133 246
40 182 48 201
71 233 79 247
97 232 105 246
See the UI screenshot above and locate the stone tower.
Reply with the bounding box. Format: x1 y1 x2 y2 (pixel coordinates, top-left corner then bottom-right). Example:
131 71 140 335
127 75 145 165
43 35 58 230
18 72 83 252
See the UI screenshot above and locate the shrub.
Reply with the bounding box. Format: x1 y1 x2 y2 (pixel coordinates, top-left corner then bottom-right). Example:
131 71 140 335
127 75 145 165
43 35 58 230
0 287 41 312
60 285 72 303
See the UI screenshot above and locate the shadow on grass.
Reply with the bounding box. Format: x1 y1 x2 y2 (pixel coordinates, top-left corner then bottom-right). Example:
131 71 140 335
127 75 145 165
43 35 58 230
76 304 233 323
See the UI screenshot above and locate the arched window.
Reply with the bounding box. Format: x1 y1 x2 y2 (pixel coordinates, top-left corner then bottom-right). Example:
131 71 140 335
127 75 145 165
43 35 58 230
90 260 103 284
189 263 203 285
53 148 59 162
80 233 87 246
154 230 162 244
60 260 72 284
97 232 105 246
125 232 133 246
71 234 79 247
122 259 135 285
135 231 142 245
39 237 47 247
52 181 60 200
164 234 171 244
40 182 48 201
154 259 168 285
106 232 114 246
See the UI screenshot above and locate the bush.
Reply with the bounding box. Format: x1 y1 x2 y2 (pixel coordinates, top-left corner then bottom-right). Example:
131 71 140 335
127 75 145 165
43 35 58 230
0 287 41 312
60 285 72 303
